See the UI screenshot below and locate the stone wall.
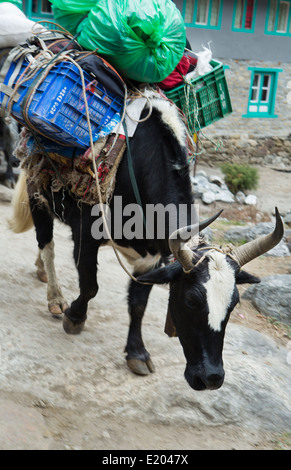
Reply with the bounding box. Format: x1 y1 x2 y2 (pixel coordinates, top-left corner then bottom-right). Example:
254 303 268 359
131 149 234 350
198 135 291 167
199 59 291 166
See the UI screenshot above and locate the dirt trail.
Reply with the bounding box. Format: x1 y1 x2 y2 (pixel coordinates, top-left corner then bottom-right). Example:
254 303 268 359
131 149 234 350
0 164 290 450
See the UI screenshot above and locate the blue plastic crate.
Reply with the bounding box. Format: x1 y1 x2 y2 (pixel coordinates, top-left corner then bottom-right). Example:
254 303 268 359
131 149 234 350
0 59 124 149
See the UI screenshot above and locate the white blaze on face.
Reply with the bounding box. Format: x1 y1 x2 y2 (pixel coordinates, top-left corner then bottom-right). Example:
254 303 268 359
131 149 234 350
203 251 236 332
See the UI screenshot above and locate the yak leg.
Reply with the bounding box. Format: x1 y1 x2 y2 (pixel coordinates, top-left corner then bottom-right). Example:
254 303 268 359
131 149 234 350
41 240 68 315
3 119 19 188
4 149 15 188
35 249 48 283
125 276 155 375
63 231 99 335
31 201 67 315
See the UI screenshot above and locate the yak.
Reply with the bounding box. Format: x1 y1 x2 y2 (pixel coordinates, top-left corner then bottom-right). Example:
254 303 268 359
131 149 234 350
9 94 283 391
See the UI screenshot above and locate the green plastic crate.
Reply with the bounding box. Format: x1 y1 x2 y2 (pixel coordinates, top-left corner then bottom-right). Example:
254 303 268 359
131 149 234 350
165 59 232 134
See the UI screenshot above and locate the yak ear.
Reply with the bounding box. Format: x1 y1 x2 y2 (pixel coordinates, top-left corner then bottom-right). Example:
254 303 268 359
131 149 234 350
137 262 183 285
236 270 261 285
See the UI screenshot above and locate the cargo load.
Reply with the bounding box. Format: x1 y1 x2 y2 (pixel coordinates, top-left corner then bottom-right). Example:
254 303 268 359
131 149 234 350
50 0 186 83
0 2 45 48
0 34 125 148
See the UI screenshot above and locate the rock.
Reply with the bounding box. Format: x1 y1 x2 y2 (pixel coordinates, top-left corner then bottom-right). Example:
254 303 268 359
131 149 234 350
192 173 234 204
0 198 291 445
225 222 290 256
284 213 291 227
215 190 235 203
196 170 207 178
226 222 276 243
209 175 224 187
242 274 291 325
200 226 213 243
264 240 290 257
245 194 257 205
225 226 250 243
202 190 216 204
222 325 291 432
0 399 53 450
235 191 246 204
284 229 291 251
191 175 210 193
265 155 275 165
152 323 291 432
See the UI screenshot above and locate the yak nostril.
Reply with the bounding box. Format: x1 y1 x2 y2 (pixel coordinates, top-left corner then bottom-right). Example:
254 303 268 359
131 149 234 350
185 365 225 391
204 373 224 390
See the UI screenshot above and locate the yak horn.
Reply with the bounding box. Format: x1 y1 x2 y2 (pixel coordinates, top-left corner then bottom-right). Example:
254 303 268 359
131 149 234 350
231 207 284 267
169 210 223 273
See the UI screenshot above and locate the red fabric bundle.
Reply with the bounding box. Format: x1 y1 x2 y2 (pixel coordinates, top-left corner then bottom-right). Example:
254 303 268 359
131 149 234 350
158 54 197 90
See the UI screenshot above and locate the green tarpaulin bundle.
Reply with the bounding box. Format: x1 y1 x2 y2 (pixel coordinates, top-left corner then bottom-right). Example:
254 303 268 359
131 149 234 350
50 0 186 83
0 0 22 7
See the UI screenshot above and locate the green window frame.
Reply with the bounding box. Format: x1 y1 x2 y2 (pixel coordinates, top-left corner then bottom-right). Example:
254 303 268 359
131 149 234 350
232 0 257 33
183 0 223 29
24 0 53 20
243 67 282 118
265 0 291 36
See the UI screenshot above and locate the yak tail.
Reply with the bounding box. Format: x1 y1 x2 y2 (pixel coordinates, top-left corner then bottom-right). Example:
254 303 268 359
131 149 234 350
8 171 34 233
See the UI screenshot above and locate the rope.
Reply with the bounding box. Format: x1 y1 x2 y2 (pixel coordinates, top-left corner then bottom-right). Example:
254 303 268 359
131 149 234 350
3 40 145 282
193 244 238 268
72 59 153 285
4 42 180 285
123 120 147 231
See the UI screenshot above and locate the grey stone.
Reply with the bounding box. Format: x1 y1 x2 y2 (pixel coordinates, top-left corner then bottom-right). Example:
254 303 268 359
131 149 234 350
215 190 235 203
0 399 53 450
209 175 224 186
242 274 291 325
284 213 291 227
202 190 216 204
235 191 246 204
196 170 207 178
245 194 257 205
226 221 279 243
264 240 290 257
225 222 290 256
200 226 214 242
225 225 252 243
192 173 235 205
0 198 291 442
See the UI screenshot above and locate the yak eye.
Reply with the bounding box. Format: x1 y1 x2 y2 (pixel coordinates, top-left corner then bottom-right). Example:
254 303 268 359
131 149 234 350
185 291 203 309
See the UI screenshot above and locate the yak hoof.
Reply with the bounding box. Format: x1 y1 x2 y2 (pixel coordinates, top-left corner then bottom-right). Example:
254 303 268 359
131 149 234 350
48 300 69 316
127 358 155 376
63 313 86 335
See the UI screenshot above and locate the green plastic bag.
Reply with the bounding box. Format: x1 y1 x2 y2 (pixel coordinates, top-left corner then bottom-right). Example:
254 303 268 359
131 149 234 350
0 0 22 7
50 0 186 83
52 7 89 34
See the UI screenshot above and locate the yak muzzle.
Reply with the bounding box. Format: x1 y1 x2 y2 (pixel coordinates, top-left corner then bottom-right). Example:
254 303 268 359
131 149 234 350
185 364 225 391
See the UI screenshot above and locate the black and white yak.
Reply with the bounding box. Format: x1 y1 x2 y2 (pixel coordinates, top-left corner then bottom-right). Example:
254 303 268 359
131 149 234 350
9 95 283 391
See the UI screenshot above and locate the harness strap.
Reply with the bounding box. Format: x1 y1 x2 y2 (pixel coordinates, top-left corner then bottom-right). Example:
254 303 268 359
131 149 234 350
0 46 32 117
123 120 147 231
0 84 20 102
